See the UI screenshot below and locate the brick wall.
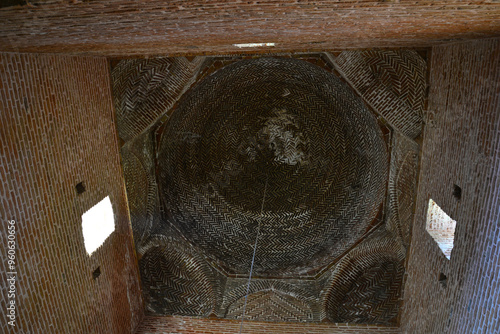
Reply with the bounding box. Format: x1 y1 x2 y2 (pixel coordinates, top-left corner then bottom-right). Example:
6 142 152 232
401 38 500 333
136 315 400 334
1 37 498 334
0 53 144 333
0 1 499 56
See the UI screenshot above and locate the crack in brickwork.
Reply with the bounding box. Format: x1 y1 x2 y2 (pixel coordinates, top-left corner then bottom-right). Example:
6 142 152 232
156 57 388 277
116 53 424 327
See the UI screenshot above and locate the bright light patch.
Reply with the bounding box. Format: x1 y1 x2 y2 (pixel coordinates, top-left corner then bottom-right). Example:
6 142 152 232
82 196 115 255
233 43 275 48
426 199 457 260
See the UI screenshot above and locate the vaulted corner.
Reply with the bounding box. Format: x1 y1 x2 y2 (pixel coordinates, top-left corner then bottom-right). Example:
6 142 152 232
114 51 426 325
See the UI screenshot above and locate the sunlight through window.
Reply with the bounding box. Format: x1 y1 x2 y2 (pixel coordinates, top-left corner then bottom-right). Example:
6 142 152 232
82 196 115 255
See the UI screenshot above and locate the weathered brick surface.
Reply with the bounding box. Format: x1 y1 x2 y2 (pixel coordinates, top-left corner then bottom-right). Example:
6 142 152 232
322 228 405 325
333 50 426 139
0 53 144 333
136 315 400 334
118 53 417 325
401 38 500 333
386 132 420 249
112 57 205 142
1 33 497 334
0 1 499 56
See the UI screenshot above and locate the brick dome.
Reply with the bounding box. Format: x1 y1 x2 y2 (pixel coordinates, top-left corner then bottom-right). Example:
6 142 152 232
157 57 388 276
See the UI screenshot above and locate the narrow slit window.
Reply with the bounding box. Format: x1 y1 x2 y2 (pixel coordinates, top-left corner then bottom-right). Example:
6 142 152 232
453 184 462 200
82 196 115 255
439 272 448 288
426 199 457 260
92 266 101 280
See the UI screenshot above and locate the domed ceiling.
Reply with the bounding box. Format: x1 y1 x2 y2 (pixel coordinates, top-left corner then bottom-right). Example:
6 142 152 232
158 57 387 276
113 51 426 324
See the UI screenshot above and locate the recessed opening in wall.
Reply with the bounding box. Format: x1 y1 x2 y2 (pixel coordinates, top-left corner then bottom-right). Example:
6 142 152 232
453 184 462 200
92 266 101 280
426 199 457 260
439 272 448 288
76 181 86 194
81 196 115 255
233 42 275 48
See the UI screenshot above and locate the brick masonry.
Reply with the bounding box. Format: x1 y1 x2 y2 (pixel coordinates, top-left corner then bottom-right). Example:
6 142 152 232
0 1 499 56
135 315 400 334
333 50 426 139
0 32 498 334
126 38 500 334
117 52 418 326
0 53 144 333
401 38 500 333
112 57 205 143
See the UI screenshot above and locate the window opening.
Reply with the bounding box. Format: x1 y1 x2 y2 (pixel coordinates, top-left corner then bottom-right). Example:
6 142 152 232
82 196 115 255
426 199 456 260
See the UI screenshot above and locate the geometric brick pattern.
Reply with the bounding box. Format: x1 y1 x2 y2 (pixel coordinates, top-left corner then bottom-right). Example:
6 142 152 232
157 57 388 276
112 56 204 142
386 132 420 248
226 290 314 322
323 229 405 325
222 281 317 322
334 50 426 138
112 51 430 326
1 8 497 331
139 236 217 317
122 149 154 247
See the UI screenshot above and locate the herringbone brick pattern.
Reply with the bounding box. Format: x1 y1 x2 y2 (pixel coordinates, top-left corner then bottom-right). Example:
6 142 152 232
157 57 388 276
115 53 423 325
322 229 405 324
334 50 426 139
139 236 217 316
386 132 420 249
112 57 205 142
222 280 319 321
227 290 314 322
121 132 159 252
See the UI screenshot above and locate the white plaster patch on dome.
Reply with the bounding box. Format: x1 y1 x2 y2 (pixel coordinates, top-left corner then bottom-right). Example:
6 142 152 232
261 109 307 166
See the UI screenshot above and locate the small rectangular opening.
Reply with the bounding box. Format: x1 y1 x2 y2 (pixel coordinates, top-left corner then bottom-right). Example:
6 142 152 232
453 184 462 200
76 181 86 195
439 272 448 288
92 266 101 280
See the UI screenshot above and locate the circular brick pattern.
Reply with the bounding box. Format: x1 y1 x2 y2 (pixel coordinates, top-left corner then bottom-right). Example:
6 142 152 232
158 57 388 276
